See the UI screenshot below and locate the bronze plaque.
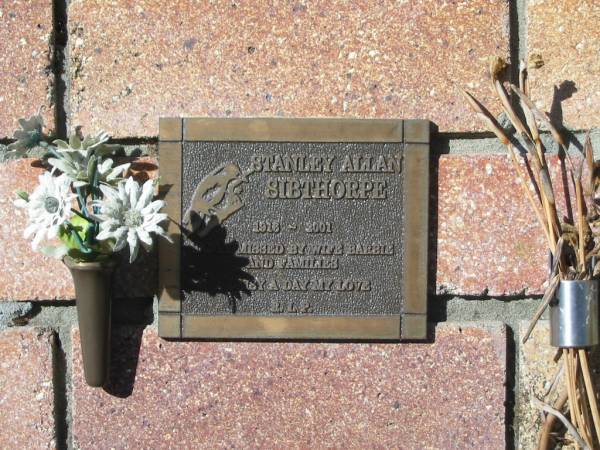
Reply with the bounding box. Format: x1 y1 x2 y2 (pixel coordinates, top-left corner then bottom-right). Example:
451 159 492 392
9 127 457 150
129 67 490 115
158 118 430 340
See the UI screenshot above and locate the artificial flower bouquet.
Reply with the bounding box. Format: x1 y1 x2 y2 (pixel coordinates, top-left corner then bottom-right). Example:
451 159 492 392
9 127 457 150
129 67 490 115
11 114 170 263
8 112 170 386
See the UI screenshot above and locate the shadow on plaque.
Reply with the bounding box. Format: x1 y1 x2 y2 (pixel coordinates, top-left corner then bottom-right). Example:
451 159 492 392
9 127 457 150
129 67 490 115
181 213 255 313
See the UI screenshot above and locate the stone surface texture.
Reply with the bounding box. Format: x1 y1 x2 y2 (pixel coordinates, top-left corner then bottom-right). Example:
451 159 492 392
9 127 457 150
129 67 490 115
436 154 579 296
527 0 600 130
0 157 158 301
68 0 509 137
72 324 506 449
0 0 54 138
517 321 559 449
0 328 55 449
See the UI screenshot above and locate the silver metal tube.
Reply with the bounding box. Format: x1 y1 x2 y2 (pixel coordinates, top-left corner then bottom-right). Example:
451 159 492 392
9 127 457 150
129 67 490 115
550 280 599 348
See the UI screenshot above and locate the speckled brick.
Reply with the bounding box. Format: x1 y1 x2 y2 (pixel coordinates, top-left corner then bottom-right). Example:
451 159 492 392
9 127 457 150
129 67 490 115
0 0 54 138
0 328 55 449
527 0 600 130
435 154 580 296
0 158 158 301
517 321 600 449
68 0 509 137
72 324 506 449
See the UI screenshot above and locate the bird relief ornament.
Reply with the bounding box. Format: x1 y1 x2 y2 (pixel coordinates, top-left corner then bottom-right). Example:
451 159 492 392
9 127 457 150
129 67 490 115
182 162 250 238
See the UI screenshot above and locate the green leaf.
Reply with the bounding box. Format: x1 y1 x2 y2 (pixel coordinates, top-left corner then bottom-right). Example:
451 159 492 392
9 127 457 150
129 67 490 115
73 180 88 188
40 244 68 259
58 216 90 249
66 247 112 263
58 216 113 262
86 154 97 182
81 135 94 150
15 190 29 202
47 157 71 175
53 139 70 149
69 134 81 149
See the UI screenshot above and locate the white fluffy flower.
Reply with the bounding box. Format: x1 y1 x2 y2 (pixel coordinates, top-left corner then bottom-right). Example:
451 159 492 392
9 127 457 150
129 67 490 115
94 177 170 262
48 132 129 188
14 171 76 250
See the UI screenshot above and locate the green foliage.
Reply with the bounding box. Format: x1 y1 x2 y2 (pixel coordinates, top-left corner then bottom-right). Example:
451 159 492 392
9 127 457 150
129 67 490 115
58 215 112 262
15 190 29 202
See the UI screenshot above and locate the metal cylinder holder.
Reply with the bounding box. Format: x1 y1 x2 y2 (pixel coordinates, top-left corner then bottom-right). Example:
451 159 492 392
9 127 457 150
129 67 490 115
550 279 599 348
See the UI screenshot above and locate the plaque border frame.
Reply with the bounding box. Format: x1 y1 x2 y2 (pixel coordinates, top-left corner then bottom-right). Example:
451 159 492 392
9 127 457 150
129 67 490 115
158 117 430 341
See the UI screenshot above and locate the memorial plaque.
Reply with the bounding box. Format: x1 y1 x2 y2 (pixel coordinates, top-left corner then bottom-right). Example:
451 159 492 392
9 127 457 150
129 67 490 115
158 118 430 340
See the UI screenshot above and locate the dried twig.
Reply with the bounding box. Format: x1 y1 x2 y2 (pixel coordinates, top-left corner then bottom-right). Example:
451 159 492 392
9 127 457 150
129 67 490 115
585 131 595 207
489 57 529 137
462 89 553 248
532 391 591 449
538 389 569 450
544 363 564 398
579 349 600 442
510 84 568 150
465 58 600 449
576 174 589 275
522 274 560 344
519 59 528 97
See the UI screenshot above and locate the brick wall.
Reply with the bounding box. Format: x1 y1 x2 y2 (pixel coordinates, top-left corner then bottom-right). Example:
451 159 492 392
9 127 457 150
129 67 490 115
0 0 598 448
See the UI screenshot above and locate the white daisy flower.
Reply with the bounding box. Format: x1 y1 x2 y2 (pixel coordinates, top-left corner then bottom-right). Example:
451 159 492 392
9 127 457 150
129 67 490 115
94 177 170 263
14 171 76 250
48 132 128 187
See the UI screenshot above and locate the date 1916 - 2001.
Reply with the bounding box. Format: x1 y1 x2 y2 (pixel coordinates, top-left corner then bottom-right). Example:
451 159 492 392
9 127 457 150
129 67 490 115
252 220 332 234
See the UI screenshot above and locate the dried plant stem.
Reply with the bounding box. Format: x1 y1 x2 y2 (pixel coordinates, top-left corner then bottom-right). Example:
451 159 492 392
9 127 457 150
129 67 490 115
585 132 595 205
538 389 569 450
494 79 529 140
465 67 600 448
576 179 587 273
566 350 582 443
522 275 560 344
543 194 558 254
461 89 554 249
490 72 562 246
538 162 563 245
579 349 600 442
491 80 563 251
567 350 594 448
510 85 568 148
461 90 510 145
533 390 591 450
544 363 565 398
519 59 528 97
506 144 553 248
578 374 594 448
534 142 547 182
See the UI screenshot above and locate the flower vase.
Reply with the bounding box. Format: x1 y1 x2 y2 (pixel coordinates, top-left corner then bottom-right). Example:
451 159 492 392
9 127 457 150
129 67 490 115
550 279 599 348
64 256 116 387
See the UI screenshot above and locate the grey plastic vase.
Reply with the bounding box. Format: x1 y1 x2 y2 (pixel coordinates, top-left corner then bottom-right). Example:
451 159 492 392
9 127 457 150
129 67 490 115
64 256 116 387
